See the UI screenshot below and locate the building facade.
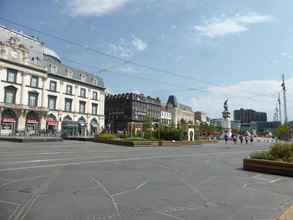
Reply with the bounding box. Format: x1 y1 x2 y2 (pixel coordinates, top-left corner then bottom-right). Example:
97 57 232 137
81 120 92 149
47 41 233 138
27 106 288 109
0 25 105 136
234 108 267 123
105 93 161 134
166 95 194 127
160 106 172 126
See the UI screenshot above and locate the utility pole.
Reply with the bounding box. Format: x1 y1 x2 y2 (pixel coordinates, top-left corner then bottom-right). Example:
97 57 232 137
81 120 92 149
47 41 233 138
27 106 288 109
281 74 288 123
278 93 282 123
273 104 279 121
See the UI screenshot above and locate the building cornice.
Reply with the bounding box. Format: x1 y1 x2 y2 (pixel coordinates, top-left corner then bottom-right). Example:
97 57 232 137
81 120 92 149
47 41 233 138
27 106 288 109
0 58 46 73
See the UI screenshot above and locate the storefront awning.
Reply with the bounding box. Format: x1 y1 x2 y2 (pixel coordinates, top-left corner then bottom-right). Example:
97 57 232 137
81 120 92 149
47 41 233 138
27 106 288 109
47 119 58 126
26 119 39 124
2 118 16 123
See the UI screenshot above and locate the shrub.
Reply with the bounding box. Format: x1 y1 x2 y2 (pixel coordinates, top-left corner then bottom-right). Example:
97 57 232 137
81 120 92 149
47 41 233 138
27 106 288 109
250 151 273 160
270 143 293 162
96 133 117 141
156 127 184 141
250 143 293 162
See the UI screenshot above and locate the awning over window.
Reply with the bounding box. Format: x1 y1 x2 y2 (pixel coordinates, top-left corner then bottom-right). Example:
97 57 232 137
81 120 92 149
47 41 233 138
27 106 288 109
47 118 58 126
2 118 16 123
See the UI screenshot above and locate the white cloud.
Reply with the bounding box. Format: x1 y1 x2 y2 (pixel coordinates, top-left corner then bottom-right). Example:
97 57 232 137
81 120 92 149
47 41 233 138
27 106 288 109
132 37 147 51
109 36 147 58
68 0 130 16
109 38 134 58
190 78 293 120
194 13 273 38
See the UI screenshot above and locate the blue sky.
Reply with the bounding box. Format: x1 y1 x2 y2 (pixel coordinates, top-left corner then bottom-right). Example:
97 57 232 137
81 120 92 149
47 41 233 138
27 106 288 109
1 0 293 120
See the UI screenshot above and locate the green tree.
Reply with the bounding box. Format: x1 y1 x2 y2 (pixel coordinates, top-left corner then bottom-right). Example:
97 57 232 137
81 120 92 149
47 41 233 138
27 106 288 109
143 116 153 139
275 123 289 140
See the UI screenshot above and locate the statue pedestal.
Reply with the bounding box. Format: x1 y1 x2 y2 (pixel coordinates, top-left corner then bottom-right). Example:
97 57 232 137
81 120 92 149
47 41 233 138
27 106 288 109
222 118 232 137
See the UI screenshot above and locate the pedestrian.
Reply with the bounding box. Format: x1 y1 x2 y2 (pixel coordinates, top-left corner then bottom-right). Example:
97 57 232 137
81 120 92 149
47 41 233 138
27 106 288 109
232 134 237 144
239 135 243 144
224 133 228 144
245 136 249 144
250 135 254 144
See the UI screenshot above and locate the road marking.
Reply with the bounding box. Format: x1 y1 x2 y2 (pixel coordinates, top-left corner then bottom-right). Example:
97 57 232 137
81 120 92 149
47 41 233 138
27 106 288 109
91 177 121 220
269 178 281 183
0 150 255 172
112 181 148 197
156 211 186 220
0 200 20 206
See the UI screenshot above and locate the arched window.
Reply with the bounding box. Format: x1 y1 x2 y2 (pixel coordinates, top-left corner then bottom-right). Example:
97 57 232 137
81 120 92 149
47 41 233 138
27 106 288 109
4 86 17 104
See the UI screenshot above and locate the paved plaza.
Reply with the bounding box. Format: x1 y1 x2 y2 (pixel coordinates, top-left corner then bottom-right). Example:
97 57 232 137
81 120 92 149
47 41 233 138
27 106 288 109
0 141 292 220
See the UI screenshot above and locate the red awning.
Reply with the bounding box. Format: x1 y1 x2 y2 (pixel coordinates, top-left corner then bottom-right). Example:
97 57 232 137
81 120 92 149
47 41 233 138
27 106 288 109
47 118 58 126
2 118 16 123
26 119 39 124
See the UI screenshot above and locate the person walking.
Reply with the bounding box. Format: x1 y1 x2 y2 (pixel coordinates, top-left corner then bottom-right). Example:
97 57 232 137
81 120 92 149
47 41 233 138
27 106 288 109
245 135 249 144
224 133 228 144
239 135 243 144
232 134 237 144
250 135 254 144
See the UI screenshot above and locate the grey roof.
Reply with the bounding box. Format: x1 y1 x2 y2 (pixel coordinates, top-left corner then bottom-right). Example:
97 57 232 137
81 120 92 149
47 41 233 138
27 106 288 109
44 55 104 89
166 95 193 112
0 25 104 89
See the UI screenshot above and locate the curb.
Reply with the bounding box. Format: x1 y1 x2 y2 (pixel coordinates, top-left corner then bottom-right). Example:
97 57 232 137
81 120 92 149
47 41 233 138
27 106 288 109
278 204 293 220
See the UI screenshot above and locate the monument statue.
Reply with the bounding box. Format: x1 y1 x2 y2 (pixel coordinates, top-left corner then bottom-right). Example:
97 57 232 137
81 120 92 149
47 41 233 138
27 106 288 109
224 99 228 112
222 99 232 137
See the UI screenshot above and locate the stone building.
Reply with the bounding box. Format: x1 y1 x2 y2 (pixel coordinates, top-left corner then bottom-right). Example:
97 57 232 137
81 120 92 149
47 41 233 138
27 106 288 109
0 25 105 136
160 106 172 126
105 93 161 134
166 95 194 127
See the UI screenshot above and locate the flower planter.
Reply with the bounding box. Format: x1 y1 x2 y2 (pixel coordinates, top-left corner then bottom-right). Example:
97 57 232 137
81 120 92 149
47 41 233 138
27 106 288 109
243 158 293 177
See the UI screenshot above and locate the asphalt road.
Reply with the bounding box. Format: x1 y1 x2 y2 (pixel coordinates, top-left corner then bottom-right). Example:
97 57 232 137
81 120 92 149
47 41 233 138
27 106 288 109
0 141 292 220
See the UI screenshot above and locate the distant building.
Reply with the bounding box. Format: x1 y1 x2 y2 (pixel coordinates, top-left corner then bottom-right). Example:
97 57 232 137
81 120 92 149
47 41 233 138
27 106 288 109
166 95 194 127
234 108 267 123
249 121 281 133
210 118 223 128
231 120 241 131
160 106 172 126
105 93 161 134
194 111 208 124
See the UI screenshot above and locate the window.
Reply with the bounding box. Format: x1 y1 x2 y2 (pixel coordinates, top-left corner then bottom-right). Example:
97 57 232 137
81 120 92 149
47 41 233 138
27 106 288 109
80 88 86 98
64 98 72 112
79 101 86 113
48 95 57 110
66 85 72 95
49 80 57 91
30 76 39 88
4 86 16 104
7 69 17 83
28 92 38 107
93 91 98 100
92 103 98 115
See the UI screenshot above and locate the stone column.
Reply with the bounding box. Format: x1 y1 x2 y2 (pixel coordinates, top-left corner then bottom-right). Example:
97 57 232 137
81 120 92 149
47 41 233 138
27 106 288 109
20 72 26 105
17 110 26 132
40 113 46 130
41 77 46 108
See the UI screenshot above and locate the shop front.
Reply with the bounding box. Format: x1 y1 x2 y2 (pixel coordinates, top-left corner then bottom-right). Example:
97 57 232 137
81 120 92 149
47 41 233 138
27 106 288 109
1 109 17 136
78 117 87 136
90 119 99 136
26 111 40 135
47 114 58 135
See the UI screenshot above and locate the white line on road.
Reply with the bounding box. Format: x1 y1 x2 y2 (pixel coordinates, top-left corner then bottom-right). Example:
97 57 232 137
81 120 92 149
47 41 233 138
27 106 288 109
91 177 121 220
0 150 253 172
0 200 20 206
156 211 186 220
112 181 148 197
